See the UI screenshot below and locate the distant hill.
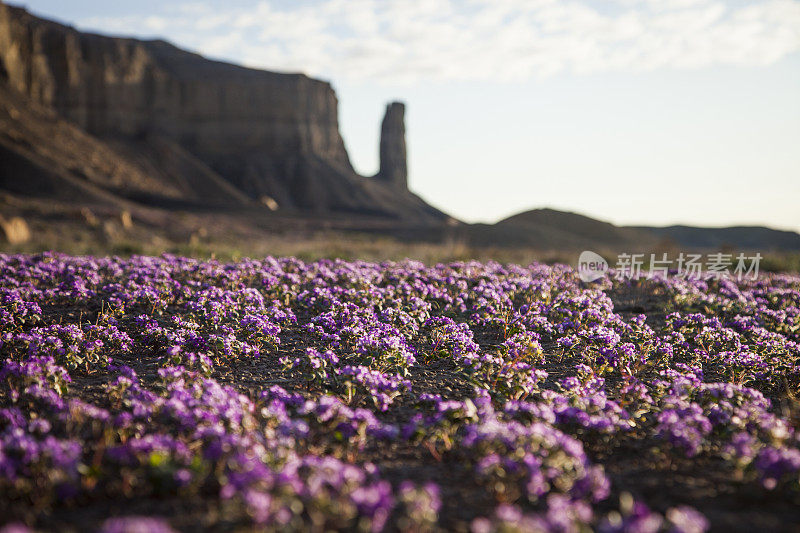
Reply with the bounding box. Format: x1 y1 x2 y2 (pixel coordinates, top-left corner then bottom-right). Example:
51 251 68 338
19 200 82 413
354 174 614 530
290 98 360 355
463 208 800 253
466 208 659 251
630 225 800 251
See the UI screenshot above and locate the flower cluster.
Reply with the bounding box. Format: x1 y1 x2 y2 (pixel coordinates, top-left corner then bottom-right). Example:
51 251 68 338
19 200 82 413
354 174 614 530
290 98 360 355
1 253 798 530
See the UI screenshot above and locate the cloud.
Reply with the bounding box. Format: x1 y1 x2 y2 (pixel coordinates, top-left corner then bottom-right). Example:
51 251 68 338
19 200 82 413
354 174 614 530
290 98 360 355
78 0 800 83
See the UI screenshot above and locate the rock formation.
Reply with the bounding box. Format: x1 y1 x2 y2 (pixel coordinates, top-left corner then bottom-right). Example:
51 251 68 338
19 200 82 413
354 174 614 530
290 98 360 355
376 102 407 189
0 214 29 244
0 2 446 221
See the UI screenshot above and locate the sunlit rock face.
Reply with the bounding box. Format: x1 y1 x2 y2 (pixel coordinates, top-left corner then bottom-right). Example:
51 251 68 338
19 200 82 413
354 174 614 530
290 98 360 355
0 3 446 220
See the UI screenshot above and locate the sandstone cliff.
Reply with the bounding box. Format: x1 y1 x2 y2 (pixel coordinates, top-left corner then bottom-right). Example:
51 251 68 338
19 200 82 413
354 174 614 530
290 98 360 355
0 2 443 220
0 81 250 206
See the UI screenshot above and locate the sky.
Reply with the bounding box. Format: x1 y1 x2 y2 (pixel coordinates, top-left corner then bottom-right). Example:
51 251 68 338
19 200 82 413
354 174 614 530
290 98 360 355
14 0 800 230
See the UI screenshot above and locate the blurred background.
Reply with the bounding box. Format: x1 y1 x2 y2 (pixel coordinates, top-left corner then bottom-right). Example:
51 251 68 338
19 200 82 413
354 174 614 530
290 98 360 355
1 0 799 267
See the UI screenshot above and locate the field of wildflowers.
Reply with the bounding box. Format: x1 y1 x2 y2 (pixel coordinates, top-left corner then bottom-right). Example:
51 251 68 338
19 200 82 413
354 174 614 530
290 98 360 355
0 253 798 532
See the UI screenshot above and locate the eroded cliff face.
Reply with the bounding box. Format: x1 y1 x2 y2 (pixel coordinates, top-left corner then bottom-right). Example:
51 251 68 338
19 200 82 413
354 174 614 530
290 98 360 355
0 4 350 163
0 2 442 219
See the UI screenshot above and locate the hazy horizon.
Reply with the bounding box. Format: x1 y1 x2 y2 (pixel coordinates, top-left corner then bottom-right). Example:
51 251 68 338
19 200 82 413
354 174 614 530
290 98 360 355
13 0 800 232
